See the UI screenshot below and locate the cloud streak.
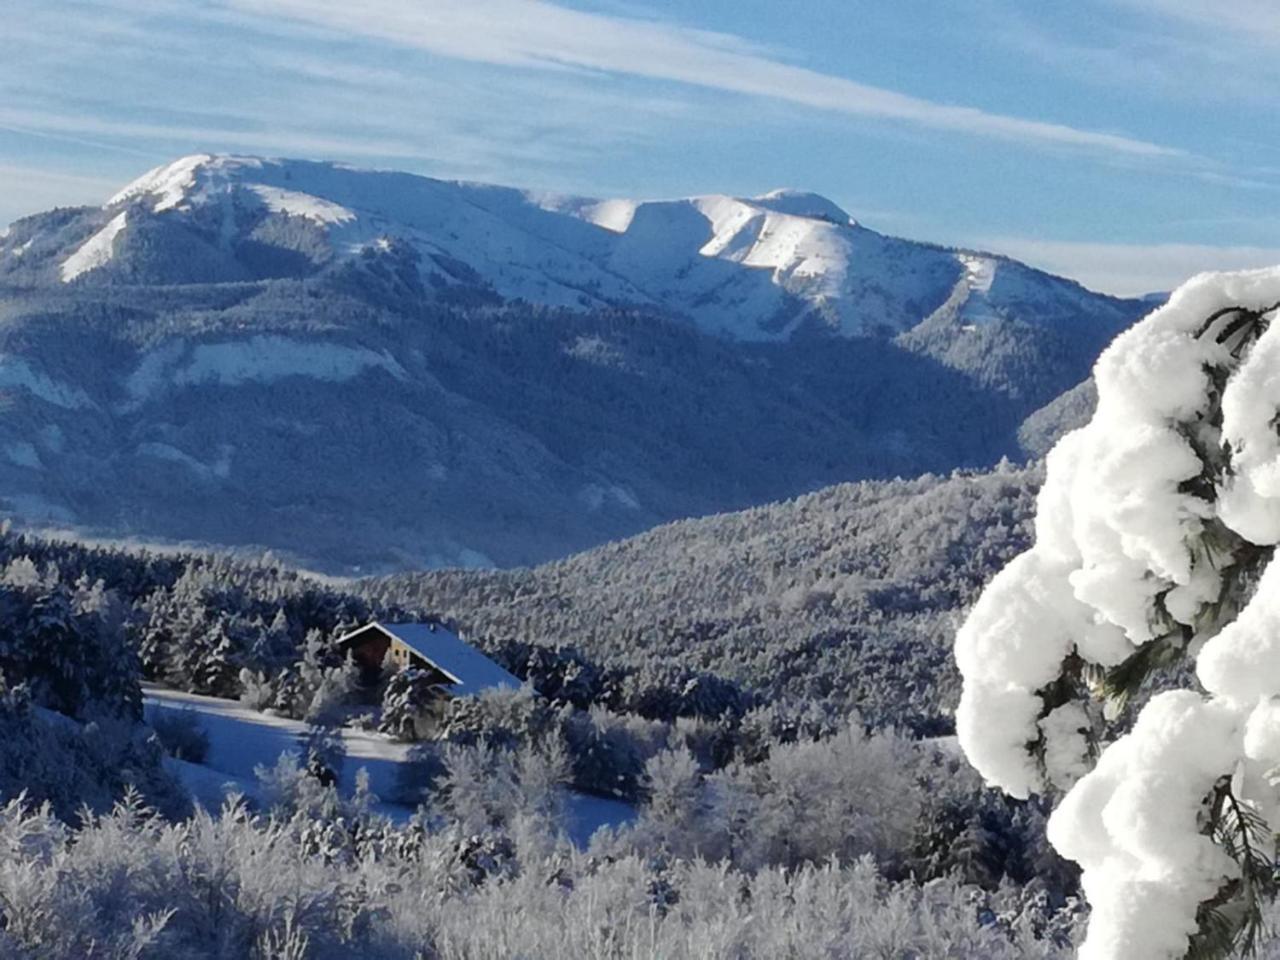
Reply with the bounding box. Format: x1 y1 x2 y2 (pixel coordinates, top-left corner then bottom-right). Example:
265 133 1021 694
1121 0 1280 46
0 164 121 220
0 0 712 199
227 0 1183 159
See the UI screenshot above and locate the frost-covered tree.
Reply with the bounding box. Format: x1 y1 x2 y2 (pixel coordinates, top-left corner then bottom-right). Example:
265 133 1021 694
378 667 443 740
437 684 556 749
955 271 1280 959
193 618 242 697
302 724 346 788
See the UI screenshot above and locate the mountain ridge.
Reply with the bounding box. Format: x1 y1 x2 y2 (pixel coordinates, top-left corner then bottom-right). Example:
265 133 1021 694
4 154 1138 342
0 155 1148 571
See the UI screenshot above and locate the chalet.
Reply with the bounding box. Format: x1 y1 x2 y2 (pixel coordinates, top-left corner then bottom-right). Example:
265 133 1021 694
335 620 522 698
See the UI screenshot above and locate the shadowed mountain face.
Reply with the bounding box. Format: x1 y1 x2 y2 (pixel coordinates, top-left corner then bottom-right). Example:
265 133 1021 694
0 156 1146 572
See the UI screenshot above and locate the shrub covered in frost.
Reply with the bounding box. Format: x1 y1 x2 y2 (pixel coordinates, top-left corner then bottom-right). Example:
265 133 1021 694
0 789 1083 960
613 721 923 873
0 681 188 821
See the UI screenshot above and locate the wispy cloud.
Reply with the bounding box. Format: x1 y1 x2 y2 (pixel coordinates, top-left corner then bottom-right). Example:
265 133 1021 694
2 0 1275 303
0 164 120 216
225 0 1183 159
0 105 443 164
1120 0 1280 45
991 0 1280 107
0 0 709 198
978 236 1280 297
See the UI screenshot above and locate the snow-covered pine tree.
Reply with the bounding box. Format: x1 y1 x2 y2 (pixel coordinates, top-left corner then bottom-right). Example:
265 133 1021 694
251 607 293 666
955 269 1280 960
378 667 442 741
194 618 243 698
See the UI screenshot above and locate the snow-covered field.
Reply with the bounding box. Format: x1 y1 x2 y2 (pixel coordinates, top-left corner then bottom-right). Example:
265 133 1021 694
143 684 633 846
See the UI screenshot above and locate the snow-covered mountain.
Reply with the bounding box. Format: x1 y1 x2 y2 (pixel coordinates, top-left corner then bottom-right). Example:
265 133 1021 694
4 154 1135 341
0 156 1150 571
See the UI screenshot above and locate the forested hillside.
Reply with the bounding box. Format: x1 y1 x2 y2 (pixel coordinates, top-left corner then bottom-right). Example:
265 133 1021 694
0 463 1039 742
365 464 1041 733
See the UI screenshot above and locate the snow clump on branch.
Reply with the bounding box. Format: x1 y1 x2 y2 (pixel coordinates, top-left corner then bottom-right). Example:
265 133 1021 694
955 266 1280 959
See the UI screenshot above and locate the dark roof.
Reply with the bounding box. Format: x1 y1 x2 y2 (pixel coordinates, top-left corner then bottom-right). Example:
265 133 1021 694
338 621 522 696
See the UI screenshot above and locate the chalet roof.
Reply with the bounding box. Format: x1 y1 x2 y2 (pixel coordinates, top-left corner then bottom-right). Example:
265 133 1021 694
339 621 522 697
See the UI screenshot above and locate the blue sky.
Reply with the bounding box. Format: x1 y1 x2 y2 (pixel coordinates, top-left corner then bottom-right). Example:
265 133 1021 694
4 0 1280 295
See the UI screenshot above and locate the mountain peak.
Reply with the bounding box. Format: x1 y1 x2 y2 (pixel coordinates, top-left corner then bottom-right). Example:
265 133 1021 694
109 153 224 211
751 188 853 226
108 154 364 217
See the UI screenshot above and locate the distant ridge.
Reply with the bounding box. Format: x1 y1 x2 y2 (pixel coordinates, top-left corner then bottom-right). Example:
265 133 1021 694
6 154 1140 341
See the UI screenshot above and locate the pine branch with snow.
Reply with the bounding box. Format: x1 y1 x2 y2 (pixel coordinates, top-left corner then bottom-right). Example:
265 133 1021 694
955 268 1280 959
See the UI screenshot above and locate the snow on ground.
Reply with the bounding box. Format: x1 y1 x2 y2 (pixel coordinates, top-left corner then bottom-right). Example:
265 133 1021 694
3 441 41 470
570 197 640 233
751 188 853 225
958 254 996 294
135 442 230 481
1 492 74 523
109 154 217 211
123 336 407 408
174 337 408 388
246 184 356 225
144 683 411 815
60 211 127 282
143 684 633 846
566 793 636 847
71 153 1115 345
578 483 642 513
59 153 1137 350
955 256 1004 327
122 340 186 408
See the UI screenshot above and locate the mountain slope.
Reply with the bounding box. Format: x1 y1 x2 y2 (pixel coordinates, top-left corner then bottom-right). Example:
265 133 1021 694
362 464 1042 732
0 156 1146 570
